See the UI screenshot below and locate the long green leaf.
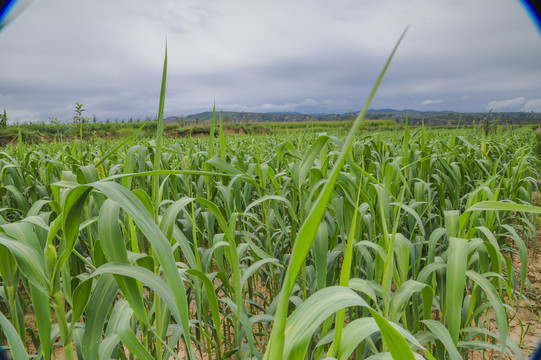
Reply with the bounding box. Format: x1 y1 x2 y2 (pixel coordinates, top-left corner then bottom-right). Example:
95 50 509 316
264 27 409 360
0 310 28 359
445 237 468 346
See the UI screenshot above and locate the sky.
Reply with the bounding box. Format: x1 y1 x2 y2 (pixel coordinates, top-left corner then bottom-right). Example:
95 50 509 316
1 0 541 123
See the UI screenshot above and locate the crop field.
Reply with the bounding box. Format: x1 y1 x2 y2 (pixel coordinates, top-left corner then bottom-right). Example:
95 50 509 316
0 114 540 360
1 45 541 360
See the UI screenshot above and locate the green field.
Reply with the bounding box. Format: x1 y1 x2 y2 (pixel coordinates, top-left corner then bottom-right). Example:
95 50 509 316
2 43 541 359
0 117 539 359
0 118 403 146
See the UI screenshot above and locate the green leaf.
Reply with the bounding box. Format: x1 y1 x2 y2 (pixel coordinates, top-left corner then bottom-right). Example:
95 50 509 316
445 237 468 346
370 310 416 360
152 42 168 217
98 199 149 327
422 320 462 360
284 286 369 359
318 318 379 360
0 310 28 359
185 268 223 352
160 197 195 241
264 28 409 359
244 195 298 223
388 280 426 322
112 300 155 360
71 278 93 326
0 233 49 295
81 274 119 359
466 200 541 213
312 222 329 291
91 262 181 325
64 180 194 358
465 270 507 353
28 282 52 360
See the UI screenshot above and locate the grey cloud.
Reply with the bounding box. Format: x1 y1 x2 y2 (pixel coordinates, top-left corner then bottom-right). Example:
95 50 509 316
1 0 540 123
487 97 528 111
420 99 443 106
487 97 541 112
524 99 541 112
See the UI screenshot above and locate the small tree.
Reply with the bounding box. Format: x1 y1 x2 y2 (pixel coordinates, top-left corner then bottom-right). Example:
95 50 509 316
72 102 90 137
480 109 497 136
73 102 85 124
0 109 7 128
49 117 61 125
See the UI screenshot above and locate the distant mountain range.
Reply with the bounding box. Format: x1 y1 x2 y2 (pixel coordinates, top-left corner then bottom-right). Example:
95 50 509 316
366 108 456 113
164 109 541 126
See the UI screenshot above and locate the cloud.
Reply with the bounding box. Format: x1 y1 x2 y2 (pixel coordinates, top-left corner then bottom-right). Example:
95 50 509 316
524 99 541 112
299 98 319 107
6 109 41 124
485 97 541 112
259 98 320 112
486 97 527 111
420 99 442 106
1 0 541 122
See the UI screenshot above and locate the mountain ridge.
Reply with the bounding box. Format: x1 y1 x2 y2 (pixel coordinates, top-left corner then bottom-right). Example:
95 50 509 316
164 109 541 126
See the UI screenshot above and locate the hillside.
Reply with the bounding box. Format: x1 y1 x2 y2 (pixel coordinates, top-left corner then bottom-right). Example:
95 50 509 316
165 109 541 126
